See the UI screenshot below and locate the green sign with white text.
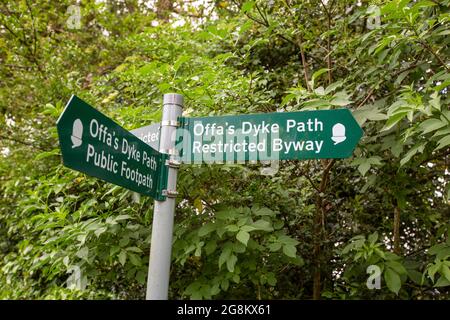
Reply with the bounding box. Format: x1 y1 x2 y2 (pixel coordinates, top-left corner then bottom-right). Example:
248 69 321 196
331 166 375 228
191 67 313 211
130 122 160 151
176 109 363 163
57 95 168 200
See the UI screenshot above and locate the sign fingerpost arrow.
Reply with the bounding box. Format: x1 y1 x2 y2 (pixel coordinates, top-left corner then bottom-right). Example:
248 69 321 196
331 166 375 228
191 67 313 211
175 109 363 163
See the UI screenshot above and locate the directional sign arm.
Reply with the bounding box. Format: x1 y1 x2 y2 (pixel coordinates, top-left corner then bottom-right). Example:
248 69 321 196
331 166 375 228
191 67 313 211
175 109 363 163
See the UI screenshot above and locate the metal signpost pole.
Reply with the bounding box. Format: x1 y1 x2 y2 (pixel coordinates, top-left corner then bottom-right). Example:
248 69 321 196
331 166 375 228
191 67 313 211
146 93 183 300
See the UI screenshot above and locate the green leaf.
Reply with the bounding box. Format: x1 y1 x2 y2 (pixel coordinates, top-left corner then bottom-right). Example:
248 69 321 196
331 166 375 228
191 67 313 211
204 241 217 255
136 271 146 285
442 264 450 282
236 230 250 246
278 235 299 246
374 248 386 259
330 91 352 106
114 63 127 73
419 118 446 134
400 143 425 166
280 93 296 107
386 261 407 275
94 226 107 237
352 157 382 176
251 219 273 232
302 99 331 109
215 209 237 220
283 245 297 258
226 224 239 232
173 55 190 71
407 270 424 285
110 246 120 256
435 135 450 151
436 247 450 260
233 242 246 253
311 68 329 88
128 253 142 266
381 112 408 131
342 242 354 254
429 91 441 110
115 215 132 221
35 149 60 161
266 273 277 286
119 237 130 247
126 246 143 253
268 242 282 252
358 162 371 176
384 268 401 295
76 247 89 260
436 29 450 36
324 81 344 94
427 243 446 255
219 247 232 269
298 254 307 266
138 63 156 76
428 262 441 282
241 1 255 13
194 245 202 257
238 20 253 35
221 279 229 291
434 276 450 287
198 223 215 237
432 127 450 138
240 225 257 232
253 207 275 216
353 105 388 124
434 79 450 91
210 283 221 296
368 232 378 244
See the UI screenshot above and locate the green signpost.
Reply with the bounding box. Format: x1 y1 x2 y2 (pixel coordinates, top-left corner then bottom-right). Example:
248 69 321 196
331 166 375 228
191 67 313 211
57 92 363 301
56 95 168 200
176 109 363 163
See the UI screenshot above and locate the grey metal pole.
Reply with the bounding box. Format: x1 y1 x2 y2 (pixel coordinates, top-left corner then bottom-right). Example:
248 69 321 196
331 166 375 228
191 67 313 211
146 93 183 300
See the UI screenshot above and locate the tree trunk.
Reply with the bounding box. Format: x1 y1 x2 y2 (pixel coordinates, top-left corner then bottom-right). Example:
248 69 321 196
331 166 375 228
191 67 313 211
312 159 335 300
312 201 322 300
